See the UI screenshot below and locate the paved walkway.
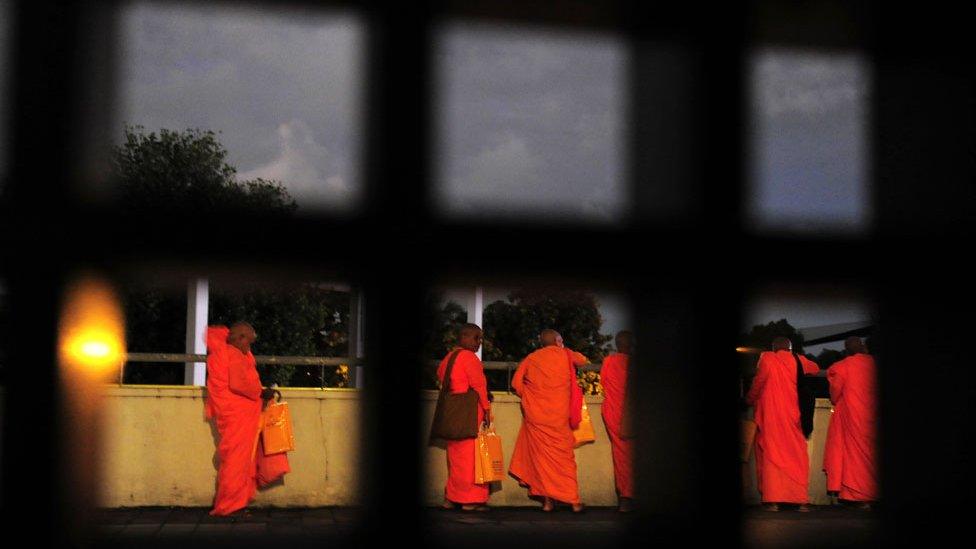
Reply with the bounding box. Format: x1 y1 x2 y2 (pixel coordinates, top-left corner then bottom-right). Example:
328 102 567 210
93 505 879 547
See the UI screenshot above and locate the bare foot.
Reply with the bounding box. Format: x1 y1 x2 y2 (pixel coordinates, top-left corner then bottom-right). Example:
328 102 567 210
764 503 780 512
460 504 490 512
572 503 584 513
542 497 554 512
440 500 455 510
797 504 811 513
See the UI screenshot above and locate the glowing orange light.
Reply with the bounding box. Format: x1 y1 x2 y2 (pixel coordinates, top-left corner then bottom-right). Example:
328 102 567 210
59 277 126 381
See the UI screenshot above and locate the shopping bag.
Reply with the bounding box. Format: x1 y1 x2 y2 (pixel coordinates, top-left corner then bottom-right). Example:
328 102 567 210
474 424 505 484
573 401 596 448
262 399 296 455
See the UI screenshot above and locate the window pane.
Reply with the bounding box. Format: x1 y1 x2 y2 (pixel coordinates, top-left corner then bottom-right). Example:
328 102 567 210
435 22 628 224
748 49 871 234
116 1 364 213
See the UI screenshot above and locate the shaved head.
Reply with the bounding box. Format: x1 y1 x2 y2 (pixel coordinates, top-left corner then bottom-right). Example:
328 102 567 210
457 323 483 353
227 321 257 354
771 336 792 352
540 329 560 347
458 323 482 339
845 336 867 354
615 330 634 354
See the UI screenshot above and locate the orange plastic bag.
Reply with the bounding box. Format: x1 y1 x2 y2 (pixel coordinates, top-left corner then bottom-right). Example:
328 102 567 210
573 401 596 448
474 424 505 484
262 400 295 455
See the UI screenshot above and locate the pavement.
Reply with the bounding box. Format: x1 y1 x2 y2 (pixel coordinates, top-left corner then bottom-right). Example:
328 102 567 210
91 504 880 548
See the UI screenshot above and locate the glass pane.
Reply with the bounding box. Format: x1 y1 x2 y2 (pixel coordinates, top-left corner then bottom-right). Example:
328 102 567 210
740 287 880 545
116 1 364 213
748 49 871 234
435 21 628 224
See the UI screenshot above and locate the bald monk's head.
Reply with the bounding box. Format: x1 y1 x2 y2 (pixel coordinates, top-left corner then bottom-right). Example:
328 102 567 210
227 322 257 354
845 336 867 354
771 336 792 352
540 329 561 347
457 323 483 353
616 330 634 355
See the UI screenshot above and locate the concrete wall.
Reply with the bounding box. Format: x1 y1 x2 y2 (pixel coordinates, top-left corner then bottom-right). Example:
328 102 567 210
743 398 834 505
421 392 618 507
101 387 837 508
101 386 363 507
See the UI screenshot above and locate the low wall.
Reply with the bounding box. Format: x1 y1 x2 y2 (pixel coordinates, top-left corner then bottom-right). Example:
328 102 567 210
99 387 837 507
421 392 618 506
743 398 834 505
101 386 363 507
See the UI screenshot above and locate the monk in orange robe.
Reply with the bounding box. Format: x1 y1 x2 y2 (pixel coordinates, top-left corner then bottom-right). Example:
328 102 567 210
437 323 493 512
601 330 634 512
746 336 819 512
206 323 289 516
823 336 878 508
509 329 587 512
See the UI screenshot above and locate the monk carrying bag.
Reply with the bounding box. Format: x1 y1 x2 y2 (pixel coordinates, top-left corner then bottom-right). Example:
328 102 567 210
794 352 816 439
429 350 481 441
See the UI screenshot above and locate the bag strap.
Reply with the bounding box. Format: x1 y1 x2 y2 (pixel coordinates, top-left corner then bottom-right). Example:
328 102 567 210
440 349 463 395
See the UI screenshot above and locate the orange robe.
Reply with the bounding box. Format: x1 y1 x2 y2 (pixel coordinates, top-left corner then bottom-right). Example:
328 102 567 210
508 346 580 505
206 326 289 516
601 352 632 498
437 349 492 504
746 350 819 504
824 353 878 501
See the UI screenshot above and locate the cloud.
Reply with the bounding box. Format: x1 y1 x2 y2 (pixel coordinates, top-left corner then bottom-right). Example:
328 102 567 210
239 119 351 204
119 2 363 210
753 49 868 119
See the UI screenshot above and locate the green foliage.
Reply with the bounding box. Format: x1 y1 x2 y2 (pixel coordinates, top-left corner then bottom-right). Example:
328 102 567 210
741 318 807 354
209 283 350 387
113 126 350 387
421 292 468 390
112 125 297 216
815 348 845 370
123 283 351 387
483 289 613 362
483 289 613 393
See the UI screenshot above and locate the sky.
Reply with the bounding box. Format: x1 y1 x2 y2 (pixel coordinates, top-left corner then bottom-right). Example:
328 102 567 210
749 48 871 234
434 22 628 224
746 294 872 355
118 1 363 211
96 4 871 351
442 287 630 343
118 5 869 233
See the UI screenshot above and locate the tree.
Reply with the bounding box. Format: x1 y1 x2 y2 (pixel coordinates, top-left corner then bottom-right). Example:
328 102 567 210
421 292 468 390
740 319 807 354
739 319 829 399
483 289 613 393
114 126 348 387
112 125 297 216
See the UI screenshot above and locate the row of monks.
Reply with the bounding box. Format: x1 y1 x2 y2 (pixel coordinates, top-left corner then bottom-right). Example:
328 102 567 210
202 321 875 517
746 336 878 511
437 325 634 513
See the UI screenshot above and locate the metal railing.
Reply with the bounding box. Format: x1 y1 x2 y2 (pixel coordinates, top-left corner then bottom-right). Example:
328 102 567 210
122 353 362 388
122 353 601 392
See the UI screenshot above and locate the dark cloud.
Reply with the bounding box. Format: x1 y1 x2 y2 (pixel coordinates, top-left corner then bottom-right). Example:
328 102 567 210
118 1 363 210
434 22 628 223
748 49 871 233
